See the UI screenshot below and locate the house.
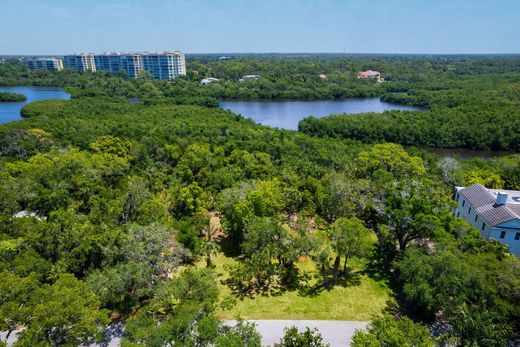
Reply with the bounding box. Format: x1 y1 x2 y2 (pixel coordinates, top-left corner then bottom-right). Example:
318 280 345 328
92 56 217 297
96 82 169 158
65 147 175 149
13 210 46 221
200 77 219 85
357 70 383 82
454 183 520 256
239 74 260 82
319 74 327 80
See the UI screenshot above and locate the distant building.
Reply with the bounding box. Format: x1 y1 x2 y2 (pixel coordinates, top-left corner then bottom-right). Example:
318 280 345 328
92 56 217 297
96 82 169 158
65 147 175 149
13 210 46 221
454 184 520 256
358 70 383 82
142 52 186 80
27 57 64 71
200 77 219 85
239 74 260 82
64 53 96 72
94 53 124 75
64 51 186 80
319 74 327 80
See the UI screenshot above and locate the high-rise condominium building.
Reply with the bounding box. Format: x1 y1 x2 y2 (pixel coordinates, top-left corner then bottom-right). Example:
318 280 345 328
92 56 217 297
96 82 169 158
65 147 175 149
63 53 96 72
64 51 186 80
27 58 64 71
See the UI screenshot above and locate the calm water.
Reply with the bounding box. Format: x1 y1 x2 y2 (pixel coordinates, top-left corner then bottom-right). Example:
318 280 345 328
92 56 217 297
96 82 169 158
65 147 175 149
0 86 70 124
220 98 422 130
219 98 514 158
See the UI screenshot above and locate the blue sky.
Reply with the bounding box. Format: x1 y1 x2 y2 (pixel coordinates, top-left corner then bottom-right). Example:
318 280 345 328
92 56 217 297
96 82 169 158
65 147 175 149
1 0 519 54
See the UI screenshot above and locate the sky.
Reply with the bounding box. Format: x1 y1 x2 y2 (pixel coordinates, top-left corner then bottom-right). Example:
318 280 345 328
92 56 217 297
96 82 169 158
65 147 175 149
1 0 519 55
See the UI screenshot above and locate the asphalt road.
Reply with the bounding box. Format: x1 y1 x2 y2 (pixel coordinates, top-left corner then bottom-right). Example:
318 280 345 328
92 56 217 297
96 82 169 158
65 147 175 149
225 320 368 347
2 320 368 346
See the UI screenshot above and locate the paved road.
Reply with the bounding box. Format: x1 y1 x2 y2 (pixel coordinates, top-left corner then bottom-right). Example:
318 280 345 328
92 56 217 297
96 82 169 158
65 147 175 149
2 320 367 346
225 320 368 347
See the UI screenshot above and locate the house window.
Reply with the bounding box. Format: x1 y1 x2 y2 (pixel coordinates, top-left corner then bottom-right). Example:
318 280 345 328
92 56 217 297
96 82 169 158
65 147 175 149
462 200 465 207
457 212 460 217
455 192 459 201
500 231 506 239
468 206 472 214
481 222 486 231
515 233 520 240
474 215 478 222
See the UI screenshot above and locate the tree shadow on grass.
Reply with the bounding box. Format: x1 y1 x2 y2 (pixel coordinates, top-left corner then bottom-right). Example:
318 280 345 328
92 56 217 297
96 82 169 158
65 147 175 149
361 246 422 320
297 272 324 297
335 270 362 288
361 245 396 289
223 278 290 300
297 268 362 297
223 261 365 300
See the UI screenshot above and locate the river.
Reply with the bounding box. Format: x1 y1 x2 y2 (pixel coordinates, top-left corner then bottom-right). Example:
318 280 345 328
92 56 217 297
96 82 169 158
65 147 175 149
0 86 70 124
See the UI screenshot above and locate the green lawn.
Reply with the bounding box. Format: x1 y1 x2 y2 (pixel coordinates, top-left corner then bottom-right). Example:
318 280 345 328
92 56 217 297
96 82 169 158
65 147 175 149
196 252 394 321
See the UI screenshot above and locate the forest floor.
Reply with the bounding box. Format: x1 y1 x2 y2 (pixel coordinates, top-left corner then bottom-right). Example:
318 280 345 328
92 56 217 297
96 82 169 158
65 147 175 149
194 251 394 321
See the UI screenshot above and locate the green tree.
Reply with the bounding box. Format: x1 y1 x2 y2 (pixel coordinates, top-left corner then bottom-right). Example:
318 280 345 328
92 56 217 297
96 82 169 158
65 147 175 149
16 274 109 346
351 315 434 347
89 135 131 159
397 247 471 317
214 319 262 347
218 179 284 243
357 143 426 179
0 272 39 340
316 174 363 223
87 223 188 310
446 305 511 347
330 217 372 283
278 326 329 347
201 214 219 267
374 179 447 257
123 269 220 347
175 182 207 216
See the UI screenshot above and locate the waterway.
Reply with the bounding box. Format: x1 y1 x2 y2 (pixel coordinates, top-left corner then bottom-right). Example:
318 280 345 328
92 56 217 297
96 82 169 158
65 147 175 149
220 98 422 130
220 99 514 158
0 86 70 124
0 90 512 159
422 147 513 159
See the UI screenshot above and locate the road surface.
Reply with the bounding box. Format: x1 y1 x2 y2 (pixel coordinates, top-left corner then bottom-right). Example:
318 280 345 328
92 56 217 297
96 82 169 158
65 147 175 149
2 320 367 346
225 320 368 346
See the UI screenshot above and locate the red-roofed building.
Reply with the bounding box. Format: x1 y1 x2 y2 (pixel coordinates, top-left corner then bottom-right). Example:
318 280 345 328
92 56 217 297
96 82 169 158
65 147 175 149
358 70 383 82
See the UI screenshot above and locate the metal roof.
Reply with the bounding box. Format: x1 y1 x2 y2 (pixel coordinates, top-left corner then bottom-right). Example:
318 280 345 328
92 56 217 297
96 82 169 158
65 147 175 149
458 184 520 227
458 184 495 207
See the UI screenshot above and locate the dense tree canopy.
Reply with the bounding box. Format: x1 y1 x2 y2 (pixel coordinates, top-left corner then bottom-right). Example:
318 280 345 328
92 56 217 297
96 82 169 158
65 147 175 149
1 54 519 345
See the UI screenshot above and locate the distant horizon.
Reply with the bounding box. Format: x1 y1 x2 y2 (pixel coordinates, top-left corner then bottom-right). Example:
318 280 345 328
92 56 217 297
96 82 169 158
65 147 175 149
3 52 520 57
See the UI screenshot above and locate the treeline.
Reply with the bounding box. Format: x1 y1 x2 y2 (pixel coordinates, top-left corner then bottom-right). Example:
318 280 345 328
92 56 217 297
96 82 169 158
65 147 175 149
0 98 519 345
299 106 520 151
0 91 26 102
5 55 520 106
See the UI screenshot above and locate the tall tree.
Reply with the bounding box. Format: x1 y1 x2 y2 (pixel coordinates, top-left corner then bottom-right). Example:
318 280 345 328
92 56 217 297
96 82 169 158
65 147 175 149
330 217 372 282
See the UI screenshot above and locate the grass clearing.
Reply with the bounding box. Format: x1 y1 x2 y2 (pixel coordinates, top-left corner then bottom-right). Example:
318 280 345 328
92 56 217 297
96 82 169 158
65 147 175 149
194 251 394 321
